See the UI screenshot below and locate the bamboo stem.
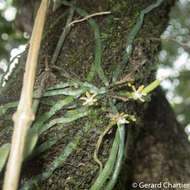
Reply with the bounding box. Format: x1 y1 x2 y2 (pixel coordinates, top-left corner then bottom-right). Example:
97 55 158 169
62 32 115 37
3 1 48 190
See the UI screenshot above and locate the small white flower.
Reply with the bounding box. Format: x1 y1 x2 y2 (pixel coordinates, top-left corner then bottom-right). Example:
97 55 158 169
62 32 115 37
131 85 147 102
134 90 143 99
107 112 136 126
108 112 129 126
117 117 127 125
80 91 97 106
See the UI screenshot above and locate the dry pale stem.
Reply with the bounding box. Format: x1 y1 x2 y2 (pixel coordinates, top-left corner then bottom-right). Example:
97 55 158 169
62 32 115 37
3 0 49 190
67 11 111 28
94 122 114 173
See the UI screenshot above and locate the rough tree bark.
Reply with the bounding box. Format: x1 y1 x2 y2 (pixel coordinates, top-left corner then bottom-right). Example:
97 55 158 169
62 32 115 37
1 0 190 189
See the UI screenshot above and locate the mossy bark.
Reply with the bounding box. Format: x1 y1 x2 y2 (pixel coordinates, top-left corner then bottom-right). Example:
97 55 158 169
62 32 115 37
1 0 190 190
123 87 190 189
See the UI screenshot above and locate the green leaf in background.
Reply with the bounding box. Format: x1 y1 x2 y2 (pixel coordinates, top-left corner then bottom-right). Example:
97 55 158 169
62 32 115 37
32 96 74 130
21 124 91 190
62 0 109 86
0 143 10 173
142 78 163 94
43 88 85 97
38 109 88 134
23 128 39 160
0 101 18 117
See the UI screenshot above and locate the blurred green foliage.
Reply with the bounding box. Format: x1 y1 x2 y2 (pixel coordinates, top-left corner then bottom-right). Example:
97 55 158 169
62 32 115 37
158 0 190 130
174 70 190 127
159 0 190 66
0 0 26 61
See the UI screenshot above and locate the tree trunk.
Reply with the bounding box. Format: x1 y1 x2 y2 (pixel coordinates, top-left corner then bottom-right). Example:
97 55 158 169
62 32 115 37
1 0 190 189
124 87 190 189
